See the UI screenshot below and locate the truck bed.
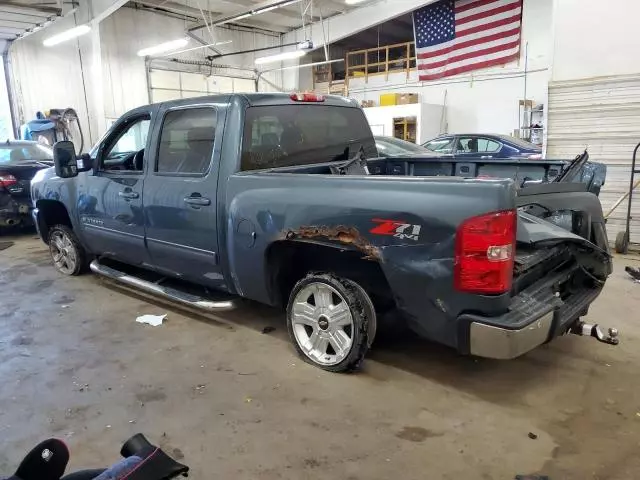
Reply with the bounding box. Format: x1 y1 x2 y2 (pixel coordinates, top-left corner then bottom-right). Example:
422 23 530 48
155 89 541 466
251 155 605 195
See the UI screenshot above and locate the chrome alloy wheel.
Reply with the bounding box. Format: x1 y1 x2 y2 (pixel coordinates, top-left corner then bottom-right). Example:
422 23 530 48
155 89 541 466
290 282 355 366
50 230 78 275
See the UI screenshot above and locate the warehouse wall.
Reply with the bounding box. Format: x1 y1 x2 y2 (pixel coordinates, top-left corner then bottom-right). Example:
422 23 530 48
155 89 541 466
551 0 640 81
7 14 93 148
8 7 283 149
100 8 282 122
341 0 553 136
547 0 640 245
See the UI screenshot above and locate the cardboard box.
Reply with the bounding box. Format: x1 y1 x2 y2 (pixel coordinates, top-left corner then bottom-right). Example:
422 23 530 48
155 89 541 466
380 93 420 106
398 93 419 105
380 93 399 106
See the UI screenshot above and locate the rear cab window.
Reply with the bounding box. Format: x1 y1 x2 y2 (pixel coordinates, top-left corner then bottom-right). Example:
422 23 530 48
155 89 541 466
240 105 377 171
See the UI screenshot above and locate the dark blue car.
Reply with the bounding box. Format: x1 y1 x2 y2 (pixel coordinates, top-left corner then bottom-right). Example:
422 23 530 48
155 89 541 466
423 134 542 159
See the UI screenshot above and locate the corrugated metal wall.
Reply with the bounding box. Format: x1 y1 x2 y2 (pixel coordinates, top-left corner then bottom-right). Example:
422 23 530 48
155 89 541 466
546 74 640 246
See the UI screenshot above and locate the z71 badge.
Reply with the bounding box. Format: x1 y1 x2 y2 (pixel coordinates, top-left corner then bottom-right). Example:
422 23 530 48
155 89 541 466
370 219 422 241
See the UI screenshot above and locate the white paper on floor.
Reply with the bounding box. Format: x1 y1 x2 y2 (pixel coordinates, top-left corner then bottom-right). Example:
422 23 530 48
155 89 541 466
135 314 167 327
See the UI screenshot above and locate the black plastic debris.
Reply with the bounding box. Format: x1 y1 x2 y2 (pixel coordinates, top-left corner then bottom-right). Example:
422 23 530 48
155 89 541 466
262 326 276 334
625 266 640 281
528 432 538 440
515 476 549 480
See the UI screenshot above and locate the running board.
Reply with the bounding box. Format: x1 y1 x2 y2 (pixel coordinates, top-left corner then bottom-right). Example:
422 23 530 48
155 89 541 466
90 260 235 311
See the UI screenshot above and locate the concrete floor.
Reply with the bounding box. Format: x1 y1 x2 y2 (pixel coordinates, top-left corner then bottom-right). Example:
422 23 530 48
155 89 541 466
0 235 639 480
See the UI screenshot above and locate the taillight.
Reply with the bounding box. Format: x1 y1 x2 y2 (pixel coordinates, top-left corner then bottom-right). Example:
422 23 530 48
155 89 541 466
0 173 17 188
290 92 325 102
454 210 516 294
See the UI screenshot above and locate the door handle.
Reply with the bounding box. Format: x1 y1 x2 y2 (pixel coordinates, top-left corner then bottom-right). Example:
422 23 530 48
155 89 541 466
184 195 211 206
119 191 139 199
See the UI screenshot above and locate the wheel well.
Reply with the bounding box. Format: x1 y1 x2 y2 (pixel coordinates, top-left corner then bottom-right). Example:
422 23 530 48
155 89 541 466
266 241 395 310
36 200 72 242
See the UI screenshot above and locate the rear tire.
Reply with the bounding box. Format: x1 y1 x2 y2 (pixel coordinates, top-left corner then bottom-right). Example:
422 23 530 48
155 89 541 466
286 273 375 373
615 231 629 254
48 224 87 276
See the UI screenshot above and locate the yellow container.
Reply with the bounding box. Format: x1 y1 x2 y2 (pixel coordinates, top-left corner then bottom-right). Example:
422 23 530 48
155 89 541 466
380 93 399 106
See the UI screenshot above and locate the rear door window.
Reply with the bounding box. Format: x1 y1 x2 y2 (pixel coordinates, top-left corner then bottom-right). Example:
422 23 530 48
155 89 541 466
457 136 501 154
424 137 454 153
241 105 377 171
156 107 217 175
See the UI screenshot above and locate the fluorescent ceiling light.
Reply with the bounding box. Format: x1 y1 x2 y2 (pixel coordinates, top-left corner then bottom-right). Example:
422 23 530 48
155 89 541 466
159 40 233 57
255 49 306 65
233 13 252 21
213 0 302 26
345 0 367 4
137 38 189 57
42 24 90 47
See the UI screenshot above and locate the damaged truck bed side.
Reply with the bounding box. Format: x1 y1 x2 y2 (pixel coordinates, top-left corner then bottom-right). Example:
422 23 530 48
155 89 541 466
31 93 615 372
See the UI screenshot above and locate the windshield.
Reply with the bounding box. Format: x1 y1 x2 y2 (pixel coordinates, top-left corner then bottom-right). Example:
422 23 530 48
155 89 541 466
241 105 377 171
498 135 541 150
375 137 429 156
0 144 53 163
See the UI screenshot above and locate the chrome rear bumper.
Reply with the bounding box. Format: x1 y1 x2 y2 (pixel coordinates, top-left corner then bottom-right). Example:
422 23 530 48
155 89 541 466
469 311 554 359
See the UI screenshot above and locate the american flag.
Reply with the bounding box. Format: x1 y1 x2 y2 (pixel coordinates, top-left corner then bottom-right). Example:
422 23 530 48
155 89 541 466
413 0 522 81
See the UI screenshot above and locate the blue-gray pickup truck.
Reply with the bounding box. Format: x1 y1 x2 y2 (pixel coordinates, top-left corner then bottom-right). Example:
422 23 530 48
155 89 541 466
30 93 618 372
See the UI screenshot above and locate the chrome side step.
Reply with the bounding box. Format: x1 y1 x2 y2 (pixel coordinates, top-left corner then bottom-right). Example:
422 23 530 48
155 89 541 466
90 260 235 311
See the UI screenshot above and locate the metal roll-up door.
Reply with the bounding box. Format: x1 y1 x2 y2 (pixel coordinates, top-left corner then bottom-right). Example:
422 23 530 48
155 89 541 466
546 74 640 245
149 69 256 103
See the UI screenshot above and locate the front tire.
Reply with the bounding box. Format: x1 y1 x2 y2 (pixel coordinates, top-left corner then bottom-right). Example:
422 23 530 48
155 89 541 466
286 273 375 373
48 224 87 276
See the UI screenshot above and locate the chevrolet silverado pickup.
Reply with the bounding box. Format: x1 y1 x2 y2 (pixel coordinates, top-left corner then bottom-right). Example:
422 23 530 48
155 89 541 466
31 93 617 372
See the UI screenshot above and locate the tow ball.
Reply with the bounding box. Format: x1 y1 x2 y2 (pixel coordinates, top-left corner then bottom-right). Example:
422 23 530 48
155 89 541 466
570 321 619 346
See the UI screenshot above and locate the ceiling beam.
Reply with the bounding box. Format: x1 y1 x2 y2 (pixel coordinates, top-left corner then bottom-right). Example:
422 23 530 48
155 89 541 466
0 10 53 22
132 0 220 20
231 18 291 33
189 0 303 32
0 18 42 26
0 2 60 15
91 0 130 24
284 0 437 46
0 26 25 33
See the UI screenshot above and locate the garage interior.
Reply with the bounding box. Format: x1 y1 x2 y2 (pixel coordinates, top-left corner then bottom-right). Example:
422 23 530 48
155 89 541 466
1 0 640 479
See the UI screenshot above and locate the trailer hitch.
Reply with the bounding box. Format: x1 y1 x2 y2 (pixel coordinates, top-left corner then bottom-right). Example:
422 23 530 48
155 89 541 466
570 321 619 345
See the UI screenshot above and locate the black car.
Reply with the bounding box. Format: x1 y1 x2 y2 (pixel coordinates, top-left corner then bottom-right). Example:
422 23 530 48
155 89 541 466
0 141 53 229
423 133 542 159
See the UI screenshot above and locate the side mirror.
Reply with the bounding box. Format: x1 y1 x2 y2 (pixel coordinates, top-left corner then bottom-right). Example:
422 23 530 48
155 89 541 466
53 141 78 178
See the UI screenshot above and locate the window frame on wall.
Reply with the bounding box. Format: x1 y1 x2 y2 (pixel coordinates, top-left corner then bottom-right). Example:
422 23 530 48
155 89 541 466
154 106 218 177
